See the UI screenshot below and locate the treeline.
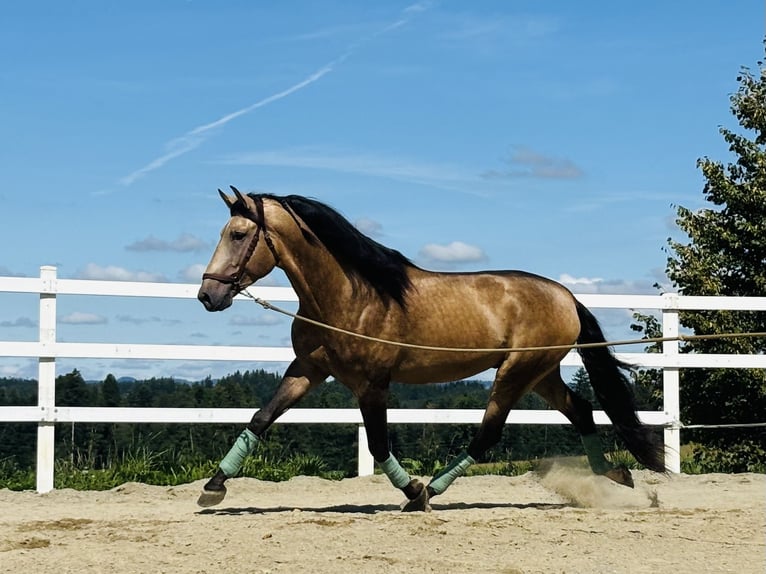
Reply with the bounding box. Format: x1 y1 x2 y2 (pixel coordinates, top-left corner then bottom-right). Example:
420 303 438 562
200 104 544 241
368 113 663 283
0 369 641 477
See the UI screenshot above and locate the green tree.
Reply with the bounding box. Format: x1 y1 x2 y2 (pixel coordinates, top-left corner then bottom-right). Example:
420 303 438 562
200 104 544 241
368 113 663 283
56 369 90 406
570 367 596 404
55 369 93 464
666 44 766 472
101 374 121 407
0 378 37 467
629 312 664 411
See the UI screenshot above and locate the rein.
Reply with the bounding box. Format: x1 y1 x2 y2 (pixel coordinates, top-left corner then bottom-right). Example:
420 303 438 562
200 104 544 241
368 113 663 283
240 290 766 354
202 195 280 291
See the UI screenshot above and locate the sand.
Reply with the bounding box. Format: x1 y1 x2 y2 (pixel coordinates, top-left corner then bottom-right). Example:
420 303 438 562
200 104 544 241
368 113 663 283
1 467 764 574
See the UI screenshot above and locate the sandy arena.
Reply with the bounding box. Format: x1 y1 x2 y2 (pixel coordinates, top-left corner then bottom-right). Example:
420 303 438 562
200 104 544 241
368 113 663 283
1 467 763 574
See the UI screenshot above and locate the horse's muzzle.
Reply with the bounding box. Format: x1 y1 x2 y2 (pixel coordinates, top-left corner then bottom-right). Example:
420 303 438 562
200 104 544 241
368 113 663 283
197 282 234 312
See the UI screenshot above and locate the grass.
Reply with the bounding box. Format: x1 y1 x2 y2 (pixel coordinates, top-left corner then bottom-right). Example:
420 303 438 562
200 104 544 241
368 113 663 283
0 458 34 490
467 460 537 477
0 448 345 492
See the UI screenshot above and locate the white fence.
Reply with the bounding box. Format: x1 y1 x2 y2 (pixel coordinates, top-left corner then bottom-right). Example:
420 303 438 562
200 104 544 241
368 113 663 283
1 266 765 493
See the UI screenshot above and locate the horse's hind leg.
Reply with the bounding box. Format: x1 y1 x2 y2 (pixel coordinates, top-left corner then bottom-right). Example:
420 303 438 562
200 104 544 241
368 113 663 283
426 361 540 499
533 370 634 487
197 359 326 507
426 393 517 499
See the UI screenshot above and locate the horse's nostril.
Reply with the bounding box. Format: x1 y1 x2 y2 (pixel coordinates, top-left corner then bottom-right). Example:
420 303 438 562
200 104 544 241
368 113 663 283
198 291 212 309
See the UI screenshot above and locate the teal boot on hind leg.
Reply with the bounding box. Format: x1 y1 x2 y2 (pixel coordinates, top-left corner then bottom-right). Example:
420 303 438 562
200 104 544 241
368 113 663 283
426 451 476 498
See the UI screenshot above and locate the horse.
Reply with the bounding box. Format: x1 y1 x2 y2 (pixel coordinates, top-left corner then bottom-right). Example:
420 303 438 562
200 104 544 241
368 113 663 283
196 186 666 511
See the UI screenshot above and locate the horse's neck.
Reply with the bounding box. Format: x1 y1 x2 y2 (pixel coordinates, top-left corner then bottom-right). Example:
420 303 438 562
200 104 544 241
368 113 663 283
277 238 352 320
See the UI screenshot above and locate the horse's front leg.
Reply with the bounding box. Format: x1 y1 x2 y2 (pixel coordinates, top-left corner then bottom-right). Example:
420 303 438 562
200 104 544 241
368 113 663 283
357 384 430 512
197 360 326 507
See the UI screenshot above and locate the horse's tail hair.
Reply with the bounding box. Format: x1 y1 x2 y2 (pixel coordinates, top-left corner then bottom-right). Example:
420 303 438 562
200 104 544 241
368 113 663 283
575 300 666 472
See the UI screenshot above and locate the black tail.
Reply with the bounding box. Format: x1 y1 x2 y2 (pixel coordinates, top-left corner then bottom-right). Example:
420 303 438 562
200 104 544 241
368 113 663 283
575 301 666 472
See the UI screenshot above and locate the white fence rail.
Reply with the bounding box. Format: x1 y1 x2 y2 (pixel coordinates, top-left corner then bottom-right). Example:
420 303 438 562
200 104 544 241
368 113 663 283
2 266 765 492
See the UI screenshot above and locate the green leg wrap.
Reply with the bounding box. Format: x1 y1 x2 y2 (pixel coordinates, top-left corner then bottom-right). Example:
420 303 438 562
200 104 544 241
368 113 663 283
219 428 258 478
581 433 612 474
379 453 412 489
428 451 475 495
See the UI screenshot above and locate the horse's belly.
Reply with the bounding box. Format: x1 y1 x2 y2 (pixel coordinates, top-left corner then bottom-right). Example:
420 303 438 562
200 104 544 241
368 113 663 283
392 352 500 384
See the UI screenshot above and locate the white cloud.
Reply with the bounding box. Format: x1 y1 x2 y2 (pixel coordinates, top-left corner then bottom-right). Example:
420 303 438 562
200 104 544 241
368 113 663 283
116 315 161 326
179 264 207 283
76 263 168 282
60 312 108 325
482 146 584 180
230 314 283 327
560 274 603 288
355 217 383 237
419 241 487 264
126 233 209 253
0 317 36 328
560 273 660 295
0 361 36 378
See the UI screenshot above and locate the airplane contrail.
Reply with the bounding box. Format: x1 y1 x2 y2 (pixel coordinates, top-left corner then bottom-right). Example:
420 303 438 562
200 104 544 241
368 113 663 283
120 2 431 187
119 64 335 186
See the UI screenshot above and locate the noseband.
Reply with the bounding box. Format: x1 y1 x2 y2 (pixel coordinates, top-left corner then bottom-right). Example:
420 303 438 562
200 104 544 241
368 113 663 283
202 195 280 291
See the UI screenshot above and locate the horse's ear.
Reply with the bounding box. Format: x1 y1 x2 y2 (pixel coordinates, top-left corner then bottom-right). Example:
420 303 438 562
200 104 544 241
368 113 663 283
230 185 247 206
218 188 237 210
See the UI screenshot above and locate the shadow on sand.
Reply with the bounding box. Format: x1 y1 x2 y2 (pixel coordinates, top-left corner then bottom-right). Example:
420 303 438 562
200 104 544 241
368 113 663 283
197 500 571 516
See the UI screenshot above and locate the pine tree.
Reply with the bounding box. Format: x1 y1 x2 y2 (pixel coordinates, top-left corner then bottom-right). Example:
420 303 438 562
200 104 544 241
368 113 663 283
101 374 121 407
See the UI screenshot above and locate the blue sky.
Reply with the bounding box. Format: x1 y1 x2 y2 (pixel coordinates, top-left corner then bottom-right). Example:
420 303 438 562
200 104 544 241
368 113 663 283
1 1 763 381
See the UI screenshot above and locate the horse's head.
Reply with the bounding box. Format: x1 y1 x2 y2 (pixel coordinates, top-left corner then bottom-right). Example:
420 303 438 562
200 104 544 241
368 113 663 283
197 187 279 312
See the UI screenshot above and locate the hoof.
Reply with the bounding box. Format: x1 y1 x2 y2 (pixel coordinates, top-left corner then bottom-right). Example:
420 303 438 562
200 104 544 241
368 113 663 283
604 466 634 488
197 485 227 507
400 484 431 513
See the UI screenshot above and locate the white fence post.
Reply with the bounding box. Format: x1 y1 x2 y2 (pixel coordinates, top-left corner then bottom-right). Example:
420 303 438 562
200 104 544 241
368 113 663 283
36 265 57 493
662 293 682 473
357 425 375 476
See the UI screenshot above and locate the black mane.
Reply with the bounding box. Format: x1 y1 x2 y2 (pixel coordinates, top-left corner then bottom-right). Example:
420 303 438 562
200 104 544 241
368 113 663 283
254 193 414 307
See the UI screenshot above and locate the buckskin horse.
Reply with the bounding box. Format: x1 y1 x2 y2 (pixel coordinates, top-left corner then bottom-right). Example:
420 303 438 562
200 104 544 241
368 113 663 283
196 187 665 511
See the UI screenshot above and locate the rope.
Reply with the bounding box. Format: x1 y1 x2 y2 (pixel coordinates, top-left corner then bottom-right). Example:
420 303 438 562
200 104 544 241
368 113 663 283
679 422 766 430
241 290 766 354
242 293 766 433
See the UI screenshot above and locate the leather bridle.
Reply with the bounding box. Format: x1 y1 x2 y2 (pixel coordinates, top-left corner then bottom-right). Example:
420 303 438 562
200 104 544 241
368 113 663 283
201 195 280 292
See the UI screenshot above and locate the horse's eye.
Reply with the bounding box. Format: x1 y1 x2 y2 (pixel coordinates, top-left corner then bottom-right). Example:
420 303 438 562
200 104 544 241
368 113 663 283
231 230 247 241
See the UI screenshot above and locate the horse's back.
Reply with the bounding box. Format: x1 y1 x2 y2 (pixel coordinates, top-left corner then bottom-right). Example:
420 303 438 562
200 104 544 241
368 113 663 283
406 268 578 335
